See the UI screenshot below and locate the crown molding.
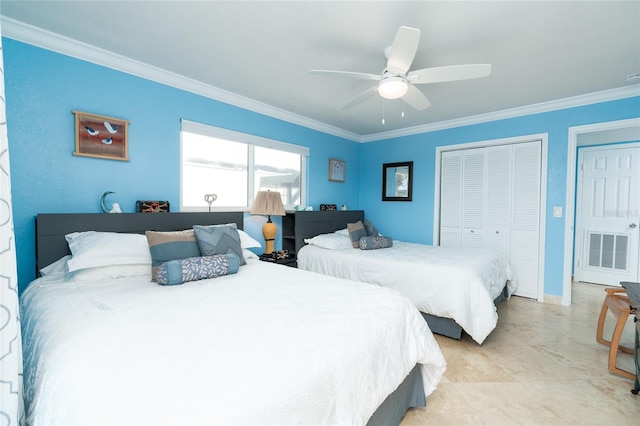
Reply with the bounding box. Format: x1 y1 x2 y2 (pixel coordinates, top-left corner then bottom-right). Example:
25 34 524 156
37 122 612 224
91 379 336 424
359 85 640 142
0 17 361 142
3 16 638 145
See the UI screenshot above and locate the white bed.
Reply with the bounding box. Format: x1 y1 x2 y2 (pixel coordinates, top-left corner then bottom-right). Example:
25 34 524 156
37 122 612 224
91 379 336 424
298 236 515 344
23 213 446 425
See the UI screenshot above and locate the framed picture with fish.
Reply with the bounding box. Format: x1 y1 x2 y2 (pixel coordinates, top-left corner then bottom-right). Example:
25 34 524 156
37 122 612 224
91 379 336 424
72 110 130 161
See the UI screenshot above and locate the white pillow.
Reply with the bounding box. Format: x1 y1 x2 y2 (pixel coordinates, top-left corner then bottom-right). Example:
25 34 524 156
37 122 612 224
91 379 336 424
242 248 259 260
39 255 71 276
67 264 151 282
334 228 349 236
39 255 150 281
65 231 152 272
304 233 352 250
238 229 261 249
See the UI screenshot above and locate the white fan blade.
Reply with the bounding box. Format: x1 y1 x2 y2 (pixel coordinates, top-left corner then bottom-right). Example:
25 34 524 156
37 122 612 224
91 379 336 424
310 70 381 81
401 84 431 110
341 85 378 109
386 26 420 75
407 64 492 84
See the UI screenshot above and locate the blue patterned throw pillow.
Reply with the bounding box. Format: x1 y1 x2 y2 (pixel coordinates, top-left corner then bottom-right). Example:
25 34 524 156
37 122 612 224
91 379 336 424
364 220 380 237
156 254 240 286
359 236 393 250
193 224 246 265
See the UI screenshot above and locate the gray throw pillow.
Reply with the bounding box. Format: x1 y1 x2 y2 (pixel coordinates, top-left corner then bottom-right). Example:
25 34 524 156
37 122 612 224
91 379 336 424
364 220 380 237
193 224 246 265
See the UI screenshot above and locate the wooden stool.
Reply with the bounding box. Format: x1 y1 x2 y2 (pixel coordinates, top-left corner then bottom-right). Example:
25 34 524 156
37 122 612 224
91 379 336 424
596 287 637 380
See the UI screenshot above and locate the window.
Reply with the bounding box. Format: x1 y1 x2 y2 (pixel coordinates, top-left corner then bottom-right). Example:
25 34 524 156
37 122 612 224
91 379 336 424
181 120 308 211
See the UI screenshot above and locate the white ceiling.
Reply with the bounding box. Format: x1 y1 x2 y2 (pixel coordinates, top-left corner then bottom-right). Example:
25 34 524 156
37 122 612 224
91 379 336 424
1 1 639 141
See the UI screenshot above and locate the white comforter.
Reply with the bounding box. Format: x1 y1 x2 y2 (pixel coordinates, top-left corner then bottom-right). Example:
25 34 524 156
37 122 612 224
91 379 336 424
298 242 514 344
21 259 446 425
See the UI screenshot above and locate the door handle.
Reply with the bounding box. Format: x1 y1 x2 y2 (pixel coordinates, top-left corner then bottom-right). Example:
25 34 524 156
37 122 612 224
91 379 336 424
630 223 638 229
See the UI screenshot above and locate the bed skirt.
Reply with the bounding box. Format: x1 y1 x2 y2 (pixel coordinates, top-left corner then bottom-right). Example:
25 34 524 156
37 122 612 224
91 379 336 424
367 364 425 426
421 283 510 340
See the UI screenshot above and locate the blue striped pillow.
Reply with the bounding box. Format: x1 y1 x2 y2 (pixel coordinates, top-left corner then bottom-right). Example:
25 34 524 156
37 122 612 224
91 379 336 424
145 229 201 281
347 221 367 248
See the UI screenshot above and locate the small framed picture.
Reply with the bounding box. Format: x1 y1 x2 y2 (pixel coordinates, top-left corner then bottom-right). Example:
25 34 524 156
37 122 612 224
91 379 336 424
72 110 129 161
329 158 345 182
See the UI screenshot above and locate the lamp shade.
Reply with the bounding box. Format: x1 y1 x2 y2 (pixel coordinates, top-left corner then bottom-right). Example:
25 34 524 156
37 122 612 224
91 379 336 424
250 191 286 217
251 191 285 255
378 77 408 100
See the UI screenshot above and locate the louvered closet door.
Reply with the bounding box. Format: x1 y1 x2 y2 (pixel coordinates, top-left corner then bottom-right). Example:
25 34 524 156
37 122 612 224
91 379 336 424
485 145 513 260
440 151 463 247
462 149 486 248
510 141 541 298
439 140 542 299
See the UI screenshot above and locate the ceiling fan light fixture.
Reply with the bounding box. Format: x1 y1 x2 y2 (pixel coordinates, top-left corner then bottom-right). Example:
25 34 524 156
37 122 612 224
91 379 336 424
378 76 408 99
625 73 640 84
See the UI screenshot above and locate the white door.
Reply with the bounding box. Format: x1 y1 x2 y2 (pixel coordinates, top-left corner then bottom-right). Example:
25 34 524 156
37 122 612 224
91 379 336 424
575 144 640 285
440 151 463 247
510 141 541 298
462 149 486 248
485 145 513 260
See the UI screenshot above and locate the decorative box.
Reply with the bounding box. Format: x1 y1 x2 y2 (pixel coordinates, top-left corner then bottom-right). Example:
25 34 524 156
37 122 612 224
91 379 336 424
320 204 337 211
136 200 170 213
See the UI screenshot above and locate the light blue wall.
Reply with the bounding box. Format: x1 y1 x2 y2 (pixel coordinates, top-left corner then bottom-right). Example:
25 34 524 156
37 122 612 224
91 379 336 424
4 38 360 291
6 37 639 298
360 97 640 297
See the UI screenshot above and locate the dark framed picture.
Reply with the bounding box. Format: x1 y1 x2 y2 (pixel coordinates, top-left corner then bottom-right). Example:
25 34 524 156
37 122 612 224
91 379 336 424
72 110 129 161
382 161 413 201
329 158 345 182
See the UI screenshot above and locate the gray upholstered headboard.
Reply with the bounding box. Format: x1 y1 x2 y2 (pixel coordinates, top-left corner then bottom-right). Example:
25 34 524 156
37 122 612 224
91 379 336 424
291 210 364 254
35 212 244 273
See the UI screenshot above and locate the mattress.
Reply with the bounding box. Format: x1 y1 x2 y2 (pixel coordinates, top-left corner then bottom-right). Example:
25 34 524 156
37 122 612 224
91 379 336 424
298 241 514 344
21 258 446 425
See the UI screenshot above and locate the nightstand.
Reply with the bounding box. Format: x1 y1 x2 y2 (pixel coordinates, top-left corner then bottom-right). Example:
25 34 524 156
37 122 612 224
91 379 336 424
258 253 297 268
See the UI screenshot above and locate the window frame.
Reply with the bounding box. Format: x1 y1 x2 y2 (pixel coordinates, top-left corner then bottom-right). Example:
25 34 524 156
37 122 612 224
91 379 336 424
180 119 308 212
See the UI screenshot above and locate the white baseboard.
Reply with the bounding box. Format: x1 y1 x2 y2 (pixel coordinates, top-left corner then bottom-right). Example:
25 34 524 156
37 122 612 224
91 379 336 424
543 294 564 305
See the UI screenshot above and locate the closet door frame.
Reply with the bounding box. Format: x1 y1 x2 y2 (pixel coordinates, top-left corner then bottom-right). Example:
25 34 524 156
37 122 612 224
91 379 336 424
434 133 548 302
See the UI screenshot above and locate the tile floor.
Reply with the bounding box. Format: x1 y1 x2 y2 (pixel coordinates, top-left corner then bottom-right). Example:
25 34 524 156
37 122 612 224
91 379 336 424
400 281 640 425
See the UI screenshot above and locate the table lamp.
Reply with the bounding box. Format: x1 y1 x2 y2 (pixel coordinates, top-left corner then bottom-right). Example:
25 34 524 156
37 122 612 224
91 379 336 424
250 190 286 254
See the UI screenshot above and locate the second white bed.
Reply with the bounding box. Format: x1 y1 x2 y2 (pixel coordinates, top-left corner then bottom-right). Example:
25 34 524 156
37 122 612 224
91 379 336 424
298 239 514 344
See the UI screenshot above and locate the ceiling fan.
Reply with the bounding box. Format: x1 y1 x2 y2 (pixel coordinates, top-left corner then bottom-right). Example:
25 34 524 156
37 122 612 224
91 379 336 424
310 26 491 110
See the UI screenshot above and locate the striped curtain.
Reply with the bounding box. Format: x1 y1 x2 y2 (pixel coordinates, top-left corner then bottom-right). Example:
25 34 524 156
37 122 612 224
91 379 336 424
0 29 25 425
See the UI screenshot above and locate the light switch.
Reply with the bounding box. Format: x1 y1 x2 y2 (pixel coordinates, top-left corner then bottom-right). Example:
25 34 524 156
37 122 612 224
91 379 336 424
553 206 563 218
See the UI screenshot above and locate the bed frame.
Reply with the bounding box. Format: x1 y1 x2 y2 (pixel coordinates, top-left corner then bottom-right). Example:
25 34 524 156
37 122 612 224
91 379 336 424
33 211 426 425
35 212 244 273
294 210 509 340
